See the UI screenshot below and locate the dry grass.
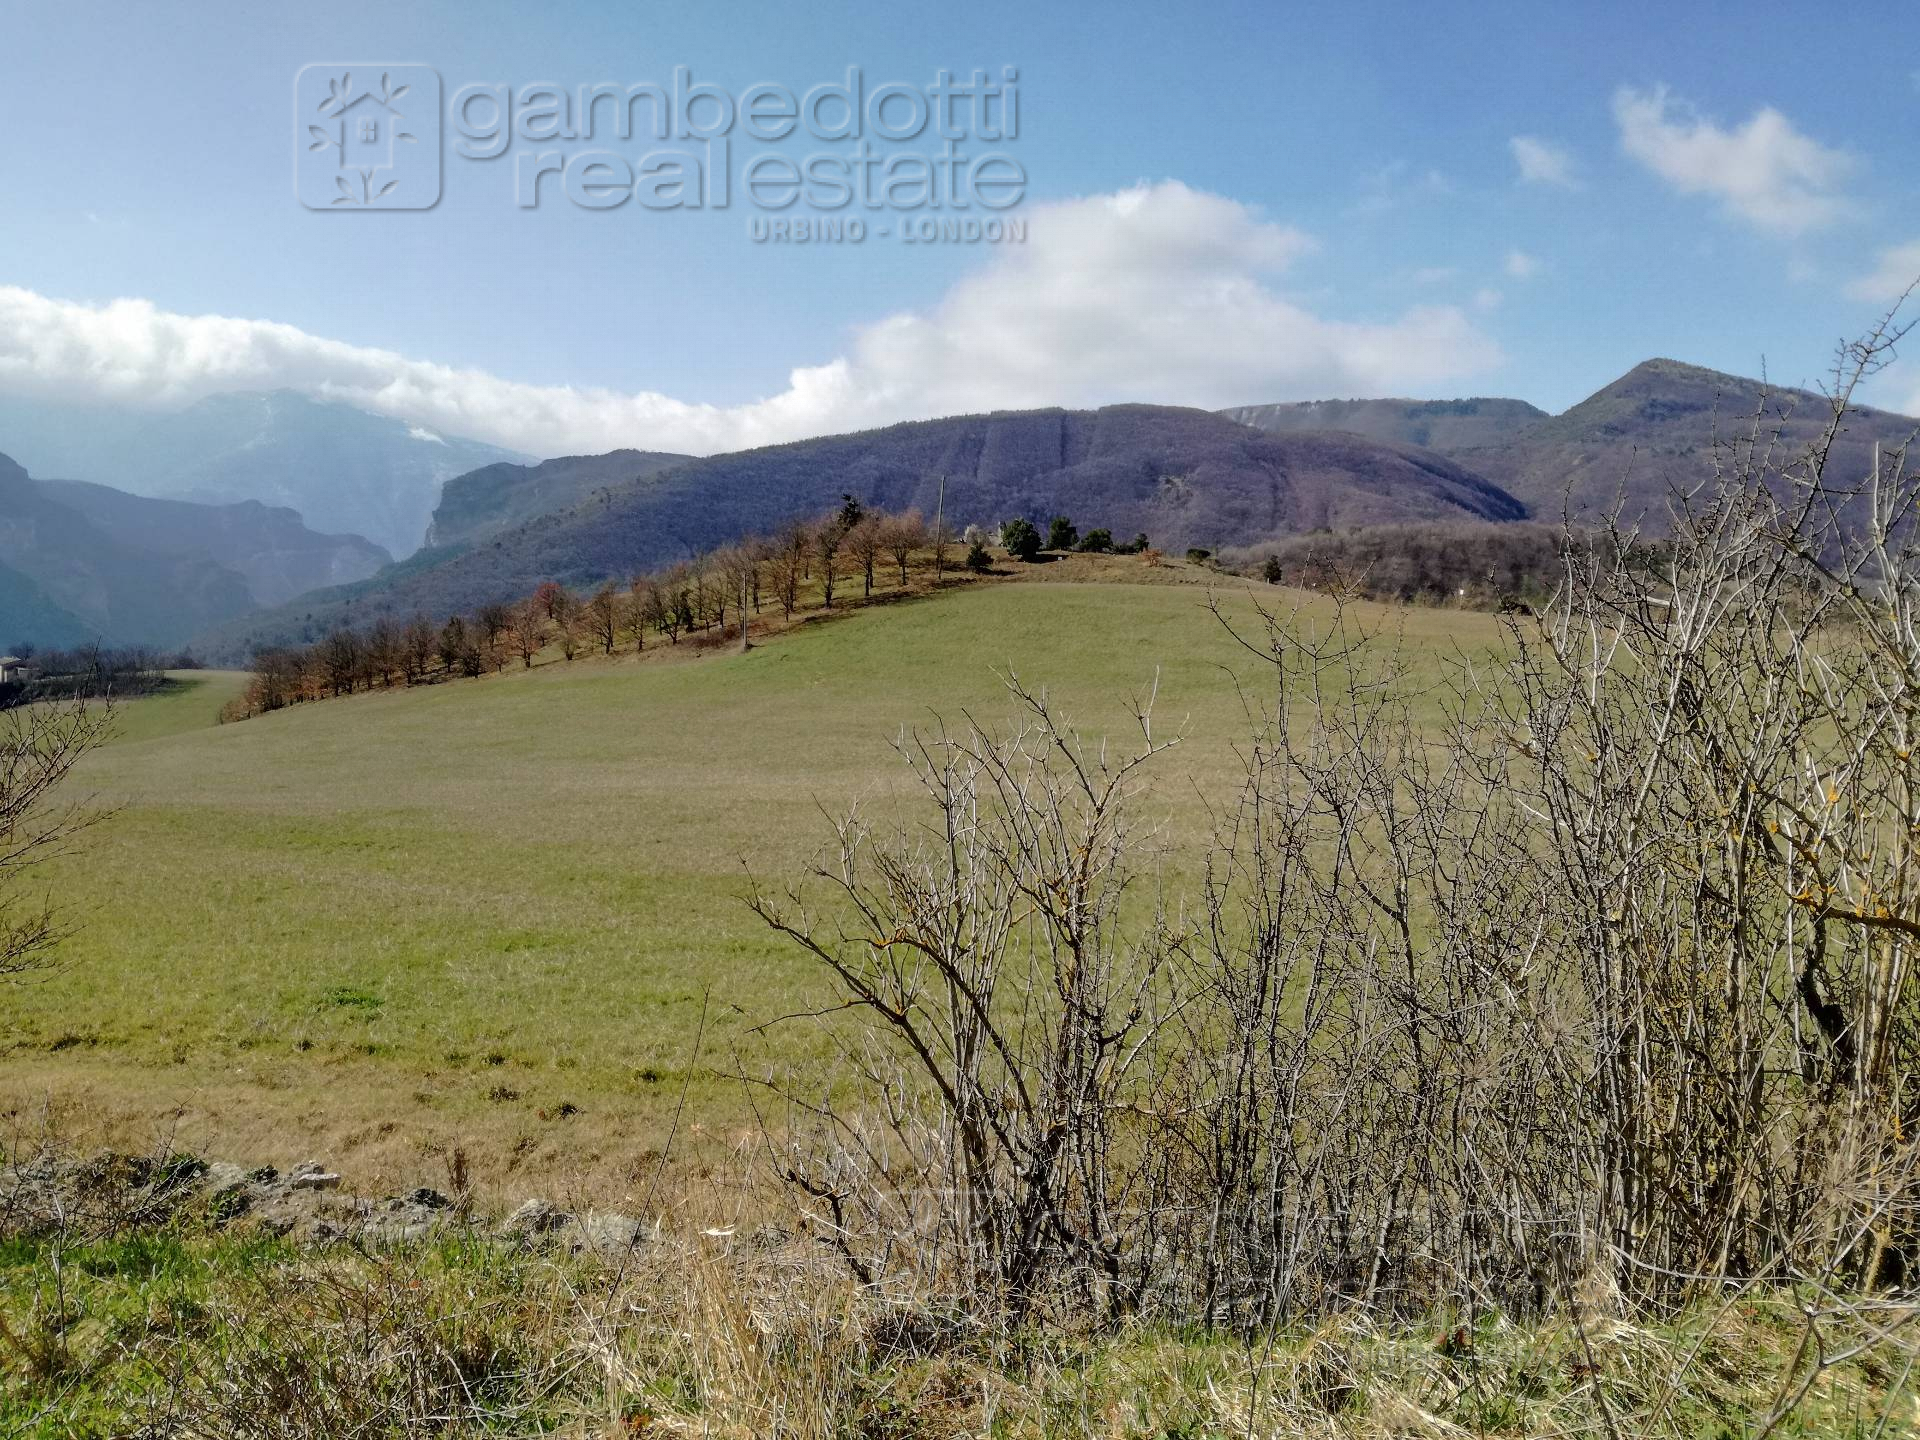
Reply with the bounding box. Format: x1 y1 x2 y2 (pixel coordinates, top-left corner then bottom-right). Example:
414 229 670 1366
4 1207 1908 1438
1 572 1509 1205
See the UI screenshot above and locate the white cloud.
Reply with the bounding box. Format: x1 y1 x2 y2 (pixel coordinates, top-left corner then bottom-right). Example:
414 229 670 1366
0 182 1502 457
1846 242 1920 303
1472 288 1503 312
1350 162 1453 217
1509 136 1577 188
1612 85 1855 235
1503 249 1541 281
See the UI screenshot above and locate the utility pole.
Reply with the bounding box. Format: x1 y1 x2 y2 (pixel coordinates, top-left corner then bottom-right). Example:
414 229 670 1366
932 473 947 589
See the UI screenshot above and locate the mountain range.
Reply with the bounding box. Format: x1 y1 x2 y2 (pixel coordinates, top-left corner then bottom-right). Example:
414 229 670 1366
1441 359 1917 521
200 357 1920 660
0 451 389 650
0 390 528 559
1225 361 1920 523
196 403 1525 657
8 354 1918 659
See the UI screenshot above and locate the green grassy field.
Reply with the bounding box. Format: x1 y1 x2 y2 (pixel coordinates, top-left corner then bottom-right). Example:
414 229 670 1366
101 671 250 747
3 578 1505 1202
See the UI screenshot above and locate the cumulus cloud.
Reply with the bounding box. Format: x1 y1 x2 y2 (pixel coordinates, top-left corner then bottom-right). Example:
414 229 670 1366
1612 85 1855 235
0 182 1502 457
1503 249 1541 281
1509 136 1577 188
1846 242 1920 303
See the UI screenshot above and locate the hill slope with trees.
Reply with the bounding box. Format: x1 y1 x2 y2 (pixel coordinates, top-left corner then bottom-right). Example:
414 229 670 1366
1226 360 1920 529
424 449 691 550
194 404 1526 658
1452 358 1920 523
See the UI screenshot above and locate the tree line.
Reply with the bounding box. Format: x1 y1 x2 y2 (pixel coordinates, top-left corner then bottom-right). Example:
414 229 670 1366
234 501 1153 718
1219 520 1644 609
0 644 180 710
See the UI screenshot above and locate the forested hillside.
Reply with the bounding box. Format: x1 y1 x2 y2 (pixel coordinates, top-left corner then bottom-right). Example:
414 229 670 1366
196 404 1526 657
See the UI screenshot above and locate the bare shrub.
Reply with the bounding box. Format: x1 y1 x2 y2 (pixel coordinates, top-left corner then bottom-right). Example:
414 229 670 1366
1 695 112 986
753 309 1920 1393
750 677 1181 1327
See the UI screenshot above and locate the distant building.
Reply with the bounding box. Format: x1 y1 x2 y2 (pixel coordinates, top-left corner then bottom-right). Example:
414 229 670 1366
0 656 36 683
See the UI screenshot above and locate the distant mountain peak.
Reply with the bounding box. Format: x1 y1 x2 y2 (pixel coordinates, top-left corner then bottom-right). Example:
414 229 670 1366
0 388 532 558
1604 357 1769 390
1451 357 1920 524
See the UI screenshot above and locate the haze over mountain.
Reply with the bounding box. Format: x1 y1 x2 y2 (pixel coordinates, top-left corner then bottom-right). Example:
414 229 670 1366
0 451 389 649
197 403 1526 658
0 555 93 648
0 389 531 558
426 450 692 550
38 480 390 607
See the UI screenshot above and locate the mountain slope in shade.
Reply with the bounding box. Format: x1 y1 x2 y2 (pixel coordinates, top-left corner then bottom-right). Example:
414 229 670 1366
427 449 693 550
195 404 1527 659
0 452 254 648
0 555 95 649
1454 359 1920 523
37 480 391 608
1221 397 1548 454
0 390 531 558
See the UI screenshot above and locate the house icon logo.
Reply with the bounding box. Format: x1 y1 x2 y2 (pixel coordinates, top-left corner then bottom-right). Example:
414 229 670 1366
295 65 441 210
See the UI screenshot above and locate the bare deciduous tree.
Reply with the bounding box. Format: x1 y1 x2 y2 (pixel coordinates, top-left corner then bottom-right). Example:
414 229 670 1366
586 586 620 656
883 510 926 588
847 515 883 598
1 697 113 985
402 614 435 684
512 596 546 668
364 618 401 688
476 604 511 671
813 517 844 609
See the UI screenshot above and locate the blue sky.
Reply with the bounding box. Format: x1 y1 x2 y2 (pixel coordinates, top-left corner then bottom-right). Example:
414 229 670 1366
3 0 1918 456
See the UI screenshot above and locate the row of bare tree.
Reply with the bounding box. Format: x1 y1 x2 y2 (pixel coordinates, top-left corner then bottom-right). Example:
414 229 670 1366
751 321 1920 1361
237 500 940 715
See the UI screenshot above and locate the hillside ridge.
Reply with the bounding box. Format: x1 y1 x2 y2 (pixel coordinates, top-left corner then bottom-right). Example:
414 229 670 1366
194 402 1526 658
